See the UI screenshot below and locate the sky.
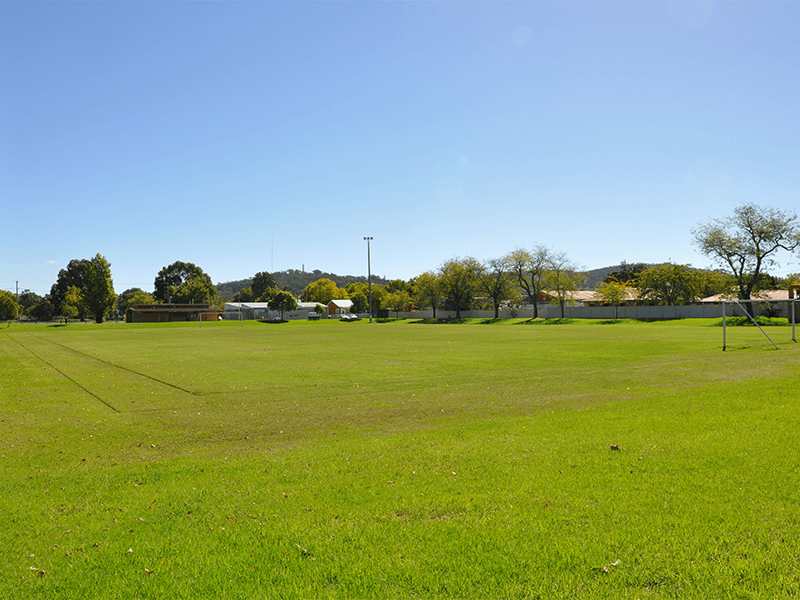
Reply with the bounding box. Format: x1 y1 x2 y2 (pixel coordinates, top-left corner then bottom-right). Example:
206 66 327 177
2 1 800 297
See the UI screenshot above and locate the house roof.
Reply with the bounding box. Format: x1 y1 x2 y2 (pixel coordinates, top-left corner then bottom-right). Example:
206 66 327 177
700 290 791 302
328 299 353 308
537 289 639 303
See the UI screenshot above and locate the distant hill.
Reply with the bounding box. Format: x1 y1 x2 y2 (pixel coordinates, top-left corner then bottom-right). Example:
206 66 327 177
580 266 633 290
216 269 390 301
216 264 655 299
579 263 729 290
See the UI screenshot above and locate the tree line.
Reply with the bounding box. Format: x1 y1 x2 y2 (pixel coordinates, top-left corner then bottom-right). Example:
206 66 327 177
301 203 800 319
3 203 799 322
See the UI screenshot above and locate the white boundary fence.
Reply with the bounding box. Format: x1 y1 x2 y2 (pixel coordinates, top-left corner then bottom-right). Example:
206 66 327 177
398 302 795 321
223 308 320 321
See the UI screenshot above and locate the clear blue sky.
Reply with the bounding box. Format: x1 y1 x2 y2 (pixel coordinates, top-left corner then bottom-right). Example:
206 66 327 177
3 1 799 297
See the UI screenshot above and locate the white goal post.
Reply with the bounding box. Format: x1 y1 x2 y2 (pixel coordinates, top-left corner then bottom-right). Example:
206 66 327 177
722 299 797 351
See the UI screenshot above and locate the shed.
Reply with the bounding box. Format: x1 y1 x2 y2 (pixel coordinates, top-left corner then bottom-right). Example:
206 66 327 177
224 302 271 320
327 299 353 315
126 304 221 323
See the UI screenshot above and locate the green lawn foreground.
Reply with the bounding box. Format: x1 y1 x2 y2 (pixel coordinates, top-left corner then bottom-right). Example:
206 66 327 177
1 318 799 599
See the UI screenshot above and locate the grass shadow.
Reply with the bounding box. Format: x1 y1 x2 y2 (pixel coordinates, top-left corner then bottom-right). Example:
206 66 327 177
409 318 468 325
519 318 577 325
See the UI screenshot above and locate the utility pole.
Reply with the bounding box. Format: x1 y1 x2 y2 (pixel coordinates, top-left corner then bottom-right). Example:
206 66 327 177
364 237 373 323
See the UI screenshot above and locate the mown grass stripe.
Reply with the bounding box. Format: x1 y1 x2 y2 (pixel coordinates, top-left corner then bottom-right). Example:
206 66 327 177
26 333 200 396
7 333 121 413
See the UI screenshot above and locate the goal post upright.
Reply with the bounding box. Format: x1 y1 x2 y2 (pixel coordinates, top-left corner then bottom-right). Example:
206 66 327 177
722 300 726 351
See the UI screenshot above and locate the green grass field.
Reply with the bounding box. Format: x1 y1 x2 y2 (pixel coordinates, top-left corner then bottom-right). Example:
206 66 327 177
2 318 799 599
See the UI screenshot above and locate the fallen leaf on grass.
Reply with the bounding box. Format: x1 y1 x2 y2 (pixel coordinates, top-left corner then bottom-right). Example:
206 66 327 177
591 559 621 573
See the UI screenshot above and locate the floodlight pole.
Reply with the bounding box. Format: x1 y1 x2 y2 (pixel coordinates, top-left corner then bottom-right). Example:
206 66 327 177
364 237 373 323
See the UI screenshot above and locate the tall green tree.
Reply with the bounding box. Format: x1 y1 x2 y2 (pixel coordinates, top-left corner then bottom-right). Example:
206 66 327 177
304 278 341 305
781 273 800 287
697 269 731 299
345 281 368 297
439 257 482 319
350 291 369 314
252 272 279 301
117 288 156 315
693 203 800 315
83 254 117 323
16 290 42 317
270 290 298 320
345 281 386 316
173 275 216 305
507 245 552 319
154 261 214 303
370 284 387 314
29 298 55 322
594 278 629 320
635 263 712 306
62 286 84 321
50 258 90 318
545 252 585 319
385 279 409 293
385 290 411 318
413 271 443 318
0 290 20 321
479 257 517 319
232 288 255 302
